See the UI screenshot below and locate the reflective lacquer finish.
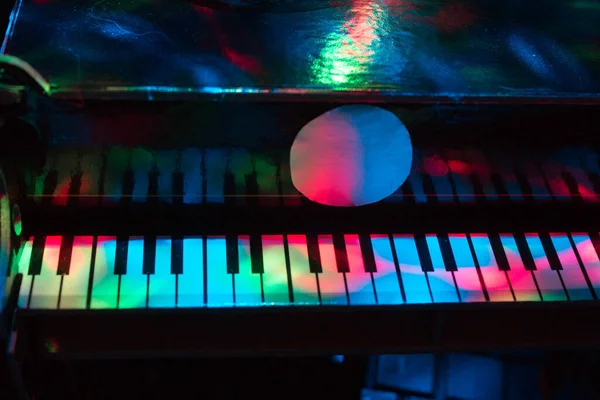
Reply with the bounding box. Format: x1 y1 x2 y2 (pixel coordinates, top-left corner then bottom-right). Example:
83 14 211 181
2 0 600 100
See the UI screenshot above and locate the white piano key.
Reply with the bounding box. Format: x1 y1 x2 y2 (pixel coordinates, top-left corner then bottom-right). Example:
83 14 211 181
287 235 320 305
52 151 79 206
261 235 290 305
149 237 176 308
156 150 177 203
550 233 592 301
499 234 540 301
392 235 432 304
60 236 94 309
79 152 103 205
206 236 233 306
102 147 130 204
317 235 348 305
229 148 253 204
178 237 204 307
205 149 228 204
343 235 376 305
279 161 302 206
119 237 147 309
469 235 513 302
425 235 459 303
30 236 62 309
130 147 153 202
524 234 567 301
448 234 486 302
370 234 403 305
463 149 498 200
90 236 119 309
571 233 600 297
16 239 34 308
181 148 203 204
235 236 262 306
255 157 279 206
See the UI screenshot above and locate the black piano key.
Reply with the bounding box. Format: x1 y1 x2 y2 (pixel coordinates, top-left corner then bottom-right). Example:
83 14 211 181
387 235 407 303
202 235 208 305
514 171 534 204
421 174 438 205
171 236 183 275
148 167 159 205
464 164 486 205
514 234 537 271
589 232 600 263
359 234 377 273
114 236 129 275
332 234 350 273
173 170 184 206
490 173 510 203
586 171 600 198
66 166 82 207
538 233 562 270
246 172 259 207
143 236 157 275
41 168 58 208
275 161 284 207
465 235 491 301
306 234 323 273
120 165 134 206
437 234 458 272
224 171 236 205
29 236 46 275
488 233 510 271
226 235 239 274
567 234 597 300
282 235 296 303
57 235 74 275
400 180 416 205
86 236 99 309
414 234 434 272
562 172 583 202
249 235 264 274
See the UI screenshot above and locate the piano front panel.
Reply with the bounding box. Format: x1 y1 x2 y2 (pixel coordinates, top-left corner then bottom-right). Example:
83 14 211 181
13 231 600 310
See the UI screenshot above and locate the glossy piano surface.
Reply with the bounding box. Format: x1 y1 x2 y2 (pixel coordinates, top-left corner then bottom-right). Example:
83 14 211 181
2 0 600 102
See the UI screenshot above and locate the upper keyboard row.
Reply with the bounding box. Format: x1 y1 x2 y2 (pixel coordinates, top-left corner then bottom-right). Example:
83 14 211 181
30 145 600 206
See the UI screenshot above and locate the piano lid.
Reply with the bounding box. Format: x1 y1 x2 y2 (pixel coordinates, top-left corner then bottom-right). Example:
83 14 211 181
2 0 600 103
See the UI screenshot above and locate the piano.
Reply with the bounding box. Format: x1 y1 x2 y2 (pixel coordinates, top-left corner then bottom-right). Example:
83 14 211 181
1 0 600 378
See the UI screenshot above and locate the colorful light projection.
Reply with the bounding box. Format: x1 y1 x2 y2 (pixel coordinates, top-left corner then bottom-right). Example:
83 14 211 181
14 232 600 310
27 145 600 207
310 0 401 86
28 147 283 205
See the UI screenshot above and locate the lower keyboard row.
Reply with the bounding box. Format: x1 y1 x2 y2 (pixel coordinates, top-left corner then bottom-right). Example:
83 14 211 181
9 232 600 310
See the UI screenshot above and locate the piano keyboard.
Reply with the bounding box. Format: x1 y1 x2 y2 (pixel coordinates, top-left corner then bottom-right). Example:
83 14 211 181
12 232 600 310
29 145 600 206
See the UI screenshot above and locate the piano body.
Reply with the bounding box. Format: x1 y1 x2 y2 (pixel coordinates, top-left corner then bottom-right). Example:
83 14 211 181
1 0 600 375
